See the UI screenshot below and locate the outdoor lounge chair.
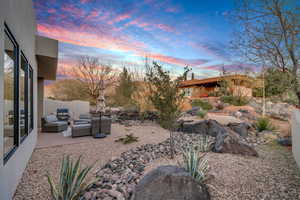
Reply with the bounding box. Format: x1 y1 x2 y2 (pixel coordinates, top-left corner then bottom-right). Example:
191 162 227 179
56 108 70 122
41 114 68 132
71 116 112 137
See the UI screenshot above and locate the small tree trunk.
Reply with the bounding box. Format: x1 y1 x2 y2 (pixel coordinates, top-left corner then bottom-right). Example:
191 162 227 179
169 130 175 159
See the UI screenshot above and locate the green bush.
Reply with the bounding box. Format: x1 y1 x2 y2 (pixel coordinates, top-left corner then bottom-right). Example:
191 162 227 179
254 117 274 132
46 155 95 200
197 110 207 118
115 134 139 144
191 99 213 110
181 145 209 183
220 95 249 106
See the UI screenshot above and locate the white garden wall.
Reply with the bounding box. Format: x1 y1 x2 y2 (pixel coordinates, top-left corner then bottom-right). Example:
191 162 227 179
44 98 90 119
292 109 300 168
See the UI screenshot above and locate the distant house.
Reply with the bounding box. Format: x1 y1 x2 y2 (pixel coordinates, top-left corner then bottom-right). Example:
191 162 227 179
180 74 260 98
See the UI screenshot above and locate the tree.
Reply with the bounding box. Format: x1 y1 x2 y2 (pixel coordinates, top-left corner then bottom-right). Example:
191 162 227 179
70 56 116 108
113 67 137 107
145 62 190 158
232 0 300 100
49 79 91 101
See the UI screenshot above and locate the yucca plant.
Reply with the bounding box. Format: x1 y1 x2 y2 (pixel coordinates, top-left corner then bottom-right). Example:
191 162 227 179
254 117 275 132
46 155 95 200
181 145 209 183
195 136 211 152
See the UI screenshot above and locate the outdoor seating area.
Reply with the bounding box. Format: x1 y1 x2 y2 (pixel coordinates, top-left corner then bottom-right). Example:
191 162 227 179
41 111 112 139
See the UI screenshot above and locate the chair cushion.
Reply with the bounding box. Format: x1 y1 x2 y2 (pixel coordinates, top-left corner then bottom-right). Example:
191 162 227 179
45 115 58 123
45 121 68 127
73 124 91 129
79 114 91 119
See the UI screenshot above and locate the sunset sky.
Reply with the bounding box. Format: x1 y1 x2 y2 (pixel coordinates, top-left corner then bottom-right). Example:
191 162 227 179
34 0 253 79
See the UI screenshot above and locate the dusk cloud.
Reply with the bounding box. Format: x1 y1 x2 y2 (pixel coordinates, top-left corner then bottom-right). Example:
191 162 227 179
34 0 242 77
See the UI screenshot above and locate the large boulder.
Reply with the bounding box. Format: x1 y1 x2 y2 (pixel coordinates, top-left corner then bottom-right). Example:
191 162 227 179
213 128 258 156
180 119 258 157
131 165 210 200
227 122 250 137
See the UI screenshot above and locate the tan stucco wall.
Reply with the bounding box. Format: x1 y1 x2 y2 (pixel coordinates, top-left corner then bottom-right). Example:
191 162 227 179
0 0 38 199
292 109 300 168
233 86 252 97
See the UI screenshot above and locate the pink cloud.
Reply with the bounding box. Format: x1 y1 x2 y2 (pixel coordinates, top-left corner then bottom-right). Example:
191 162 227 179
147 53 208 66
37 23 207 67
48 8 56 13
155 24 175 32
80 0 91 3
61 4 85 18
165 7 179 13
108 14 131 25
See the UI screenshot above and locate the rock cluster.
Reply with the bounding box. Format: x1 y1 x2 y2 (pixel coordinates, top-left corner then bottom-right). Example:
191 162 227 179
85 133 214 200
105 107 158 122
179 119 258 156
249 99 293 121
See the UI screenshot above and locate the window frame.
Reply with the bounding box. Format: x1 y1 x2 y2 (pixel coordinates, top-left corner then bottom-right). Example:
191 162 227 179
20 51 29 143
29 65 34 132
3 23 20 163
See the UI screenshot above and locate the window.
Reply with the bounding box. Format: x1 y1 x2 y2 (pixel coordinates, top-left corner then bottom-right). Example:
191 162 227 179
3 25 18 160
28 66 33 132
20 53 28 140
3 24 35 162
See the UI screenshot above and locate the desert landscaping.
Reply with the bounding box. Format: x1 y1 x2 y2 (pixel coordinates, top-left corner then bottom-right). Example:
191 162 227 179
13 96 300 200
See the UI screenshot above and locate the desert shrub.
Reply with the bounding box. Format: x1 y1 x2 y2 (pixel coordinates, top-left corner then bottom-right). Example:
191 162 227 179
220 95 249 106
113 67 137 107
181 145 209 183
252 87 264 97
115 134 139 144
145 62 190 158
254 117 274 132
197 110 207 118
46 155 95 200
191 99 213 110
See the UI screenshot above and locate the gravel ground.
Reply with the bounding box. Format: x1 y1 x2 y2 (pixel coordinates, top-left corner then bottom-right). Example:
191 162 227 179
144 143 300 200
13 122 169 200
14 122 300 200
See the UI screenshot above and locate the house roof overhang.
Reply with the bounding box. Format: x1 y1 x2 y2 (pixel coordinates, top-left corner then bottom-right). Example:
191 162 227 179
35 36 58 80
179 74 257 88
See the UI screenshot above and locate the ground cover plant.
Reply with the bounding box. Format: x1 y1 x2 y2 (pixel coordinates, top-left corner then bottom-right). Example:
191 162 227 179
221 95 249 106
254 117 275 132
197 110 207 118
115 134 139 144
191 99 213 110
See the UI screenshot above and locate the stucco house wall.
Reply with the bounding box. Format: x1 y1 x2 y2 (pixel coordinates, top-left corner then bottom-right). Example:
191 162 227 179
0 0 38 199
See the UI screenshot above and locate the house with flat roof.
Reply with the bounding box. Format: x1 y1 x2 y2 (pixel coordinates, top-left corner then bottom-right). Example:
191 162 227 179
180 74 261 98
0 0 58 199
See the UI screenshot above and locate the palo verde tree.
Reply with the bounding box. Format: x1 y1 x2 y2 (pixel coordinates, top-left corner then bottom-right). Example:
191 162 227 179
145 62 190 158
231 0 300 101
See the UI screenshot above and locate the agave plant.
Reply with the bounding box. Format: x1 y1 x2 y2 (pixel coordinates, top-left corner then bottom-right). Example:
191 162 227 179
46 155 95 200
181 145 209 183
